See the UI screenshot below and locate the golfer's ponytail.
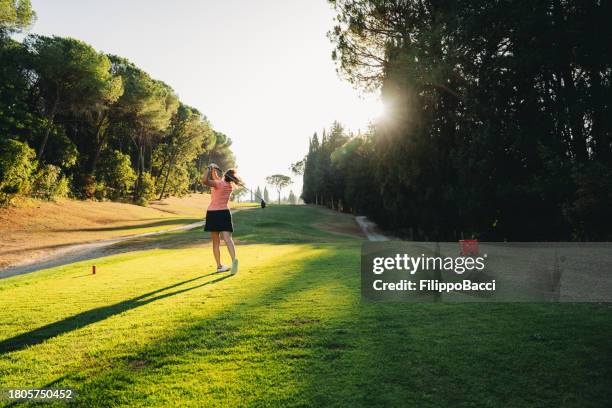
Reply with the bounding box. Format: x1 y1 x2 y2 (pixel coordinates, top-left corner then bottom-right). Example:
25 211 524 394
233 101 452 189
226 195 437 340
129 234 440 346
224 168 241 184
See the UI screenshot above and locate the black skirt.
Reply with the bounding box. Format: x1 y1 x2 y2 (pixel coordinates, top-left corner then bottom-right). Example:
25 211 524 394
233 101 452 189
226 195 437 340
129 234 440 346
204 209 233 232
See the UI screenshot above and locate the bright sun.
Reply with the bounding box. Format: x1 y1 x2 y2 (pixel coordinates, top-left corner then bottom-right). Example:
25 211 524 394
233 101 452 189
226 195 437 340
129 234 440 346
374 99 387 119
336 96 386 132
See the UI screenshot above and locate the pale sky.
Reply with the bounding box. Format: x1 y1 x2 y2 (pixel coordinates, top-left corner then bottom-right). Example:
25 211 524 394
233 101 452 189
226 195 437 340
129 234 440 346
29 0 382 195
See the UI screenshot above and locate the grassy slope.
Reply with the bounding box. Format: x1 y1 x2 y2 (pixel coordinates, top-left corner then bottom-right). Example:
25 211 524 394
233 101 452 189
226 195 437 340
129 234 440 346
0 206 611 407
0 194 215 270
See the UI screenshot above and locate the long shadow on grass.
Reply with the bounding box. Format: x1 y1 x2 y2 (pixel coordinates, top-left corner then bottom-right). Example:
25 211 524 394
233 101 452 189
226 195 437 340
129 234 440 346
40 245 372 405
0 273 230 355
46 243 612 407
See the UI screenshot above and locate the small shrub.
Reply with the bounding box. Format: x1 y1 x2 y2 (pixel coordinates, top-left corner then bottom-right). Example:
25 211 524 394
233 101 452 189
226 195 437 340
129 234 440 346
134 172 155 206
93 180 106 201
134 197 149 207
55 174 71 198
0 138 36 205
80 175 97 199
166 165 190 197
97 150 136 199
32 164 70 201
140 172 155 199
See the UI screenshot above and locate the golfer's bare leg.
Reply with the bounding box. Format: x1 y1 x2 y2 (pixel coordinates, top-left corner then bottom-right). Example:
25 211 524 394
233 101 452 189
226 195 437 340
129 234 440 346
221 231 236 261
211 232 222 268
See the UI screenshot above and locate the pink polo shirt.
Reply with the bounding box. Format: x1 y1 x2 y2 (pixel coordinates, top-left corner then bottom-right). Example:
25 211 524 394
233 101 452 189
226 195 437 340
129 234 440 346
208 180 233 211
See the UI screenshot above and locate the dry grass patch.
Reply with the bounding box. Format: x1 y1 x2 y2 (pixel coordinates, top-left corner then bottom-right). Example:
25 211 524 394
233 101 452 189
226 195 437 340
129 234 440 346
0 194 214 269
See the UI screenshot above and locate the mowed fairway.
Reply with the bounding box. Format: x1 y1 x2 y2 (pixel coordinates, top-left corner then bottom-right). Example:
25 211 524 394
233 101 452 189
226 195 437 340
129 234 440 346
0 206 611 407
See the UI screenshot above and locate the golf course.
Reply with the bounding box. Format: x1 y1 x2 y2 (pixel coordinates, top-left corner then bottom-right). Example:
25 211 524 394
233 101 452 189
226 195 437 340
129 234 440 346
1 0 611 406
1 205 611 407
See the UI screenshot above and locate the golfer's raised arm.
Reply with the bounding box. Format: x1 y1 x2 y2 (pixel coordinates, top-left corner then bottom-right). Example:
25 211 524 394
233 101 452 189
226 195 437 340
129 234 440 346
211 166 221 181
202 166 214 187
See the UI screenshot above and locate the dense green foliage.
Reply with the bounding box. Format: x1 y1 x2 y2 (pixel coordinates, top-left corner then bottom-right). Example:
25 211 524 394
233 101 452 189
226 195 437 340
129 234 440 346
0 0 35 33
31 164 70 200
0 4 234 205
302 0 612 240
97 150 137 200
153 104 214 199
0 138 34 204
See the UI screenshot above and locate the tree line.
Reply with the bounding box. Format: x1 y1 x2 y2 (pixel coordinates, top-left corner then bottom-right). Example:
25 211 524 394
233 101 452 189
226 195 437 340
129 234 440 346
0 0 235 205
302 0 611 241
234 175 298 205
233 185 298 205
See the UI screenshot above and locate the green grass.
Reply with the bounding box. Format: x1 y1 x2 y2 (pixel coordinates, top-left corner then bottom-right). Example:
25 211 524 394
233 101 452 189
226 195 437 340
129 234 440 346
0 205 611 407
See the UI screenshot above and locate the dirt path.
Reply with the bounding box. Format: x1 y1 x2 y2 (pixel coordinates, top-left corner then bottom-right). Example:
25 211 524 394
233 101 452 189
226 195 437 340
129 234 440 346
355 216 392 241
0 221 207 279
0 194 213 270
0 208 249 279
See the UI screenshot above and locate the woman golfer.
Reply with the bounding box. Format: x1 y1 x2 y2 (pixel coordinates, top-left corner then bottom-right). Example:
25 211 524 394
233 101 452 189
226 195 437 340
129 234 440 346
202 164 239 275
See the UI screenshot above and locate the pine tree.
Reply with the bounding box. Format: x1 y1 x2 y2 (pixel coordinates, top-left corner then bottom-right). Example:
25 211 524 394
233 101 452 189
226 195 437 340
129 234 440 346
288 190 297 205
263 186 270 203
255 186 262 202
302 132 320 204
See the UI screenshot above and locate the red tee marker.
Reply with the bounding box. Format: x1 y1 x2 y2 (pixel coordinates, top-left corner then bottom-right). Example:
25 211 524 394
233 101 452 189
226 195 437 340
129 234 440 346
92 265 96 275
459 239 479 256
